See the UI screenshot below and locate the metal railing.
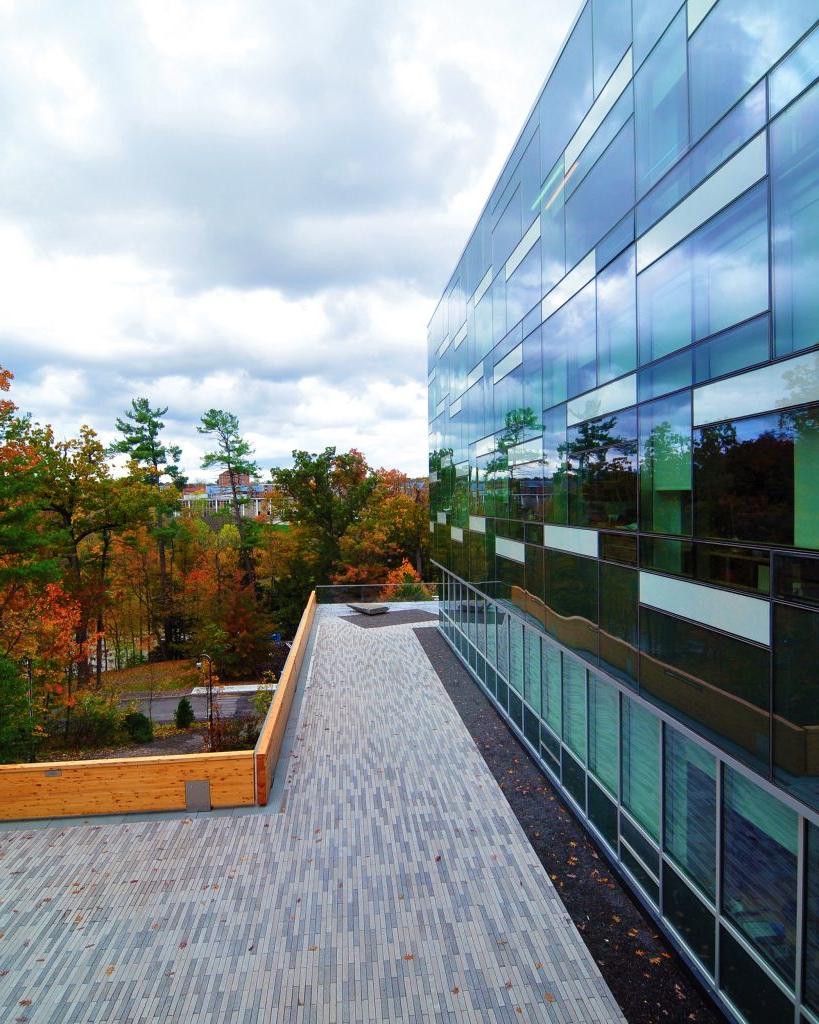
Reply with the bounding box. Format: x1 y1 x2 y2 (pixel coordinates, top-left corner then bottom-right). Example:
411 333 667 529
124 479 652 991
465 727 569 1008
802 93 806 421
315 582 439 605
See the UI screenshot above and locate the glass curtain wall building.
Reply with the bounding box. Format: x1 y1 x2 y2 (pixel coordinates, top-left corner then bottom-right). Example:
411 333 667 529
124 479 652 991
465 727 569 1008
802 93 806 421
427 4 819 1022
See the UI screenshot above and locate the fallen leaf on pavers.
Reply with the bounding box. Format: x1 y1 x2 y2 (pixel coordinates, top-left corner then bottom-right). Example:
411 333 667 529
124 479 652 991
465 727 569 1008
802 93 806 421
505 981 513 989
515 1008 522 1014
105 966 115 977
451 987 460 994
611 915 621 924
496 939 508 946
627 928 639 938
434 855 441 862
544 992 556 1003
403 954 415 961
649 957 662 966
19 1000 31 1006
179 940 188 949
635 949 646 957
534 962 543 969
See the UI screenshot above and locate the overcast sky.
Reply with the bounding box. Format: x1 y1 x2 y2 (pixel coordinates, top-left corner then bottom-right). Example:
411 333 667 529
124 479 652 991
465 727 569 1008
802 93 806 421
1 0 576 479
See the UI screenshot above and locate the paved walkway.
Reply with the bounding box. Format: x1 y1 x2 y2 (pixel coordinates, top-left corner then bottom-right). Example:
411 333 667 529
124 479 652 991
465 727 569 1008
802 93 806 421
0 608 625 1023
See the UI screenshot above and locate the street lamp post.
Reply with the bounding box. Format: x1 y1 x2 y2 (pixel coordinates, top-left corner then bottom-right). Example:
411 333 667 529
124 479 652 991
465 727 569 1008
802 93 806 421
20 657 34 763
200 653 214 747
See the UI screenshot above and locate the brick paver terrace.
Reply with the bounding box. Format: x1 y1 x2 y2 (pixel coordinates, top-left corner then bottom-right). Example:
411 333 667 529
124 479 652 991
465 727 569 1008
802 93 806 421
0 606 625 1023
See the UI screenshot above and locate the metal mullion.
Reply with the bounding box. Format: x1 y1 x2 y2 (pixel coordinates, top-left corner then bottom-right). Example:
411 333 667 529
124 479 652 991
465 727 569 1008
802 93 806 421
715 758 723 993
620 804 660 852
794 816 806 1022
620 837 661 886
661 853 716 913
431 559 819 828
659 718 666 914
719 915 797 1003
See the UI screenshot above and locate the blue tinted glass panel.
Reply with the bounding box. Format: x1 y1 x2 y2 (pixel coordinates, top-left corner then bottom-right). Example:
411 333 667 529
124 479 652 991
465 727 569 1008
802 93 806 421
492 273 506 344
568 87 633 194
692 183 769 342
542 289 590 409
638 183 769 363
493 190 521 271
565 282 598 398
772 81 819 357
592 0 632 94
689 0 817 140
597 246 636 384
664 728 716 897
632 0 678 68
769 21 819 117
596 211 634 271
539 3 594 181
693 315 770 383
543 404 568 524
637 236 692 363
506 240 541 330
636 82 766 235
539 158 567 292
566 121 635 268
722 767 798 985
518 132 542 215
637 349 691 402
634 10 688 196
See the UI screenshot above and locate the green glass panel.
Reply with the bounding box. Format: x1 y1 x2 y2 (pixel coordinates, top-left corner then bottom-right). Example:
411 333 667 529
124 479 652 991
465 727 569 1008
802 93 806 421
639 390 692 535
588 673 618 795
723 767 798 985
524 627 542 713
664 728 716 897
542 642 562 737
621 697 660 840
562 658 587 763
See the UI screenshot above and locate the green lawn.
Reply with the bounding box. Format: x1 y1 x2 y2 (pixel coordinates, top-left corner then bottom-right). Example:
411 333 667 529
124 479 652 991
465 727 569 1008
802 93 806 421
101 660 200 694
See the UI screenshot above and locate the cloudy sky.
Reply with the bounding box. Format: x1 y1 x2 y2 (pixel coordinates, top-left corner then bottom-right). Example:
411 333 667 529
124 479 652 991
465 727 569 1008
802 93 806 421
1 0 576 479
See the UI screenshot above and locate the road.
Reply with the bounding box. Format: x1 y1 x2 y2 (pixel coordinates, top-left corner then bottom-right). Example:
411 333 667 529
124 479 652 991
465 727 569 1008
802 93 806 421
124 693 253 723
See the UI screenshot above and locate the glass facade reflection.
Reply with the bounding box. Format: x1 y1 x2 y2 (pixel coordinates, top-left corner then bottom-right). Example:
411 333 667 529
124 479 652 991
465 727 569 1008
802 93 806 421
429 4 819 1021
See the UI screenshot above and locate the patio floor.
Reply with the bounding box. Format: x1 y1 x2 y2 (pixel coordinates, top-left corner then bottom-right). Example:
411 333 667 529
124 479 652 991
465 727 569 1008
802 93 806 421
0 605 625 1023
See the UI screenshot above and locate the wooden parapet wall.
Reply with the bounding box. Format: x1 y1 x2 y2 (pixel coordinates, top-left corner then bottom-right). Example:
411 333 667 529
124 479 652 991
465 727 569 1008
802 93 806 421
0 751 255 821
255 591 317 806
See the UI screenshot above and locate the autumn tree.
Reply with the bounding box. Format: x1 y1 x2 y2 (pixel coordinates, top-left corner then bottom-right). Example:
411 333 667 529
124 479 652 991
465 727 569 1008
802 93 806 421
378 559 434 602
29 424 152 685
198 409 259 586
110 398 186 656
334 470 429 583
270 447 376 585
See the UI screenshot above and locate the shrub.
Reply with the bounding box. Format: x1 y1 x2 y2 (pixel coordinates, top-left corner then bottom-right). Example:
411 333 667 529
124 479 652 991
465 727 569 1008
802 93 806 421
251 686 274 722
123 711 153 744
69 692 124 748
174 696 195 729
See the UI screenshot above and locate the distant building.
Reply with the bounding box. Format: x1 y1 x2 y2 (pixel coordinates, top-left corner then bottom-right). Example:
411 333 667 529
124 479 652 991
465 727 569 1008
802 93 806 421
180 475 277 519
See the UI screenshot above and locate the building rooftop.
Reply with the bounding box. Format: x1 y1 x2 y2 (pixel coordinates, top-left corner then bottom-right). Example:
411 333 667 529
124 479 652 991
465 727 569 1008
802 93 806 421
0 604 624 1023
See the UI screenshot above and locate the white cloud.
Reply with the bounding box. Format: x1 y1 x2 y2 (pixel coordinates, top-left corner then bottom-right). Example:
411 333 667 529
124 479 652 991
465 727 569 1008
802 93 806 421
0 0 578 477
